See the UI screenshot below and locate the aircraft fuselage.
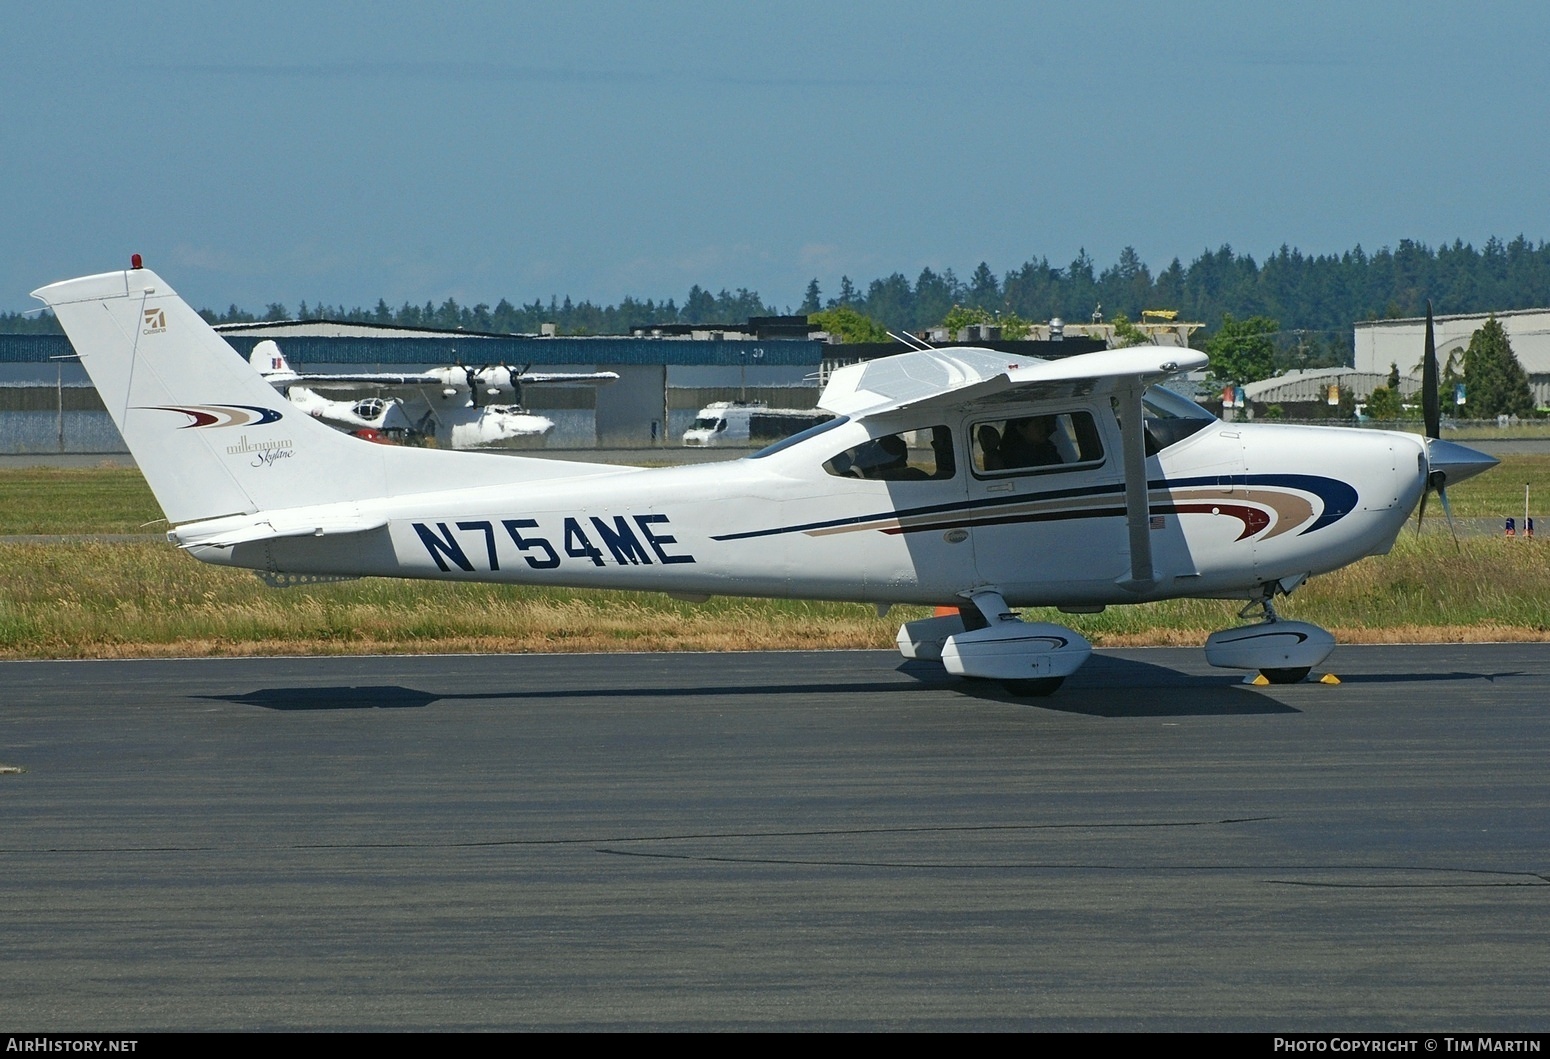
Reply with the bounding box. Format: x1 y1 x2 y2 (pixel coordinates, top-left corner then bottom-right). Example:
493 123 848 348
193 407 1427 609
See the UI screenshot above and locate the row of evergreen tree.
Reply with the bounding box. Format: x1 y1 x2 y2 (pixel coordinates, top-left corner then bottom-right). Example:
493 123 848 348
199 283 775 337
6 237 1550 348
801 236 1550 357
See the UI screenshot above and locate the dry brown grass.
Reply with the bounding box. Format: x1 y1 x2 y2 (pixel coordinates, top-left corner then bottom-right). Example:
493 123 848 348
3 530 1550 659
5 461 1550 658
0 539 910 658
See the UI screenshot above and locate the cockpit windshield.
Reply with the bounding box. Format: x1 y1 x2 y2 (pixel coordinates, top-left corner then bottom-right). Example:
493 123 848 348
1142 384 1215 451
748 415 849 459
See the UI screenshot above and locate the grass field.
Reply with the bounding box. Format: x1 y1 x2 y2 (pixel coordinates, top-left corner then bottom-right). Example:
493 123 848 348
1283 420 1550 440
1445 454 1549 519
2 460 1548 658
0 466 165 534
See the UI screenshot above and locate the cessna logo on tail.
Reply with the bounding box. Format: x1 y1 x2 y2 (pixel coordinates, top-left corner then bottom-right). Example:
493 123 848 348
142 308 166 334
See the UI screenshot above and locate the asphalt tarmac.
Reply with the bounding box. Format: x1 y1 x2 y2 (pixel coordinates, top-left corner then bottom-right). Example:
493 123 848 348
2 645 1547 1031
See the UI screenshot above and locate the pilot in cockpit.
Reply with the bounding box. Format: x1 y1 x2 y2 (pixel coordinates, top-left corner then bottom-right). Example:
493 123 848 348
996 415 1063 469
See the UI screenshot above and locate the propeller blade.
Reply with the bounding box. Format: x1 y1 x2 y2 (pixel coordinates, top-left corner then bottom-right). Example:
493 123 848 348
1415 484 1429 534
468 364 489 408
1422 300 1440 440
1437 481 1461 552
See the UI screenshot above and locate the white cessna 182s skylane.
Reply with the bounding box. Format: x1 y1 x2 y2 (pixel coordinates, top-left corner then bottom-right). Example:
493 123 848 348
34 262 1499 695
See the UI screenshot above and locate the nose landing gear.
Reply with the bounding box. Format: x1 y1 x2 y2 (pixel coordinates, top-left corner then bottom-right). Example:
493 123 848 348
1204 591 1334 685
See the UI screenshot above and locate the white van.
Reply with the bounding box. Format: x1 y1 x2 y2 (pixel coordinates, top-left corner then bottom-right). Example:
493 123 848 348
682 401 832 447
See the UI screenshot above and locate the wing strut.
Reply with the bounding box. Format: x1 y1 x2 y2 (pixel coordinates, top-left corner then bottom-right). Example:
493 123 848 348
1116 382 1155 592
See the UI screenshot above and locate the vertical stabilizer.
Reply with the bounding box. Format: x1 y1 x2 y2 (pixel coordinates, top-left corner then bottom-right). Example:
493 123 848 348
249 339 299 383
32 267 393 523
34 265 637 527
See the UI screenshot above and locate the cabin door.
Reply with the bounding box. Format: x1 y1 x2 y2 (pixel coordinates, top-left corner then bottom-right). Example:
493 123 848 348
963 408 1130 602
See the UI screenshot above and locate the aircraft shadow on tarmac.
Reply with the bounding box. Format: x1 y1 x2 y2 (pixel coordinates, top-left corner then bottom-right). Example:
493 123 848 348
898 656 1301 717
204 686 449 711
202 652 1327 717
1326 670 1525 684
206 681 941 711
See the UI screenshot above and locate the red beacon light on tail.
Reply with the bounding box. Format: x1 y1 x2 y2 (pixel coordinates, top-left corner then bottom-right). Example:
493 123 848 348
130 254 143 270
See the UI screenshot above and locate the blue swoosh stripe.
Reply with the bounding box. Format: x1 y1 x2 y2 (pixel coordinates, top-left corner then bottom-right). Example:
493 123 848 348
710 474 1358 542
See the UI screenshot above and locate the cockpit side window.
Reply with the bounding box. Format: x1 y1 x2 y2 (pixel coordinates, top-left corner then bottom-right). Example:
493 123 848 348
824 425 956 481
971 412 1104 476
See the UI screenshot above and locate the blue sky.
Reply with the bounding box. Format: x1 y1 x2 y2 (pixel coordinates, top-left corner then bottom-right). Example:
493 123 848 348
5 1 1548 315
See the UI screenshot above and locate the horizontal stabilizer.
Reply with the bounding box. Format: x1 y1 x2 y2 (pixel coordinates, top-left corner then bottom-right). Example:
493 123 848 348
258 363 620 392
171 507 390 549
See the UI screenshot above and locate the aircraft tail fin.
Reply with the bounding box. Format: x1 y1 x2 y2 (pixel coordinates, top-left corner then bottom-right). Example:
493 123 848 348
33 265 634 527
31 267 401 524
249 339 299 383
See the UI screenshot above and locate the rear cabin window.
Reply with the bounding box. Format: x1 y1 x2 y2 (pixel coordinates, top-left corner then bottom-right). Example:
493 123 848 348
972 412 1104 476
824 425 956 481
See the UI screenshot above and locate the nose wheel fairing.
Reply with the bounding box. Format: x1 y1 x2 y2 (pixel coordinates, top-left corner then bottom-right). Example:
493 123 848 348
1203 620 1335 681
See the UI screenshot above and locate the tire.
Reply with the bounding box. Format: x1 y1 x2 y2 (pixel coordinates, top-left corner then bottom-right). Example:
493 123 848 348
1259 667 1310 685
1002 677 1065 697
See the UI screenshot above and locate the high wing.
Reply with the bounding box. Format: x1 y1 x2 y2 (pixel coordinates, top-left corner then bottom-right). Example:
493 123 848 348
820 345 1210 592
247 341 618 393
513 371 625 385
283 369 622 390
276 370 445 387
818 345 1207 419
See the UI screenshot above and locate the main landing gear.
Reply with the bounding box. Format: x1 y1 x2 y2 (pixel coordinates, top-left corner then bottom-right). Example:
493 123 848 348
897 582 1338 696
1204 592 1335 685
895 589 1092 697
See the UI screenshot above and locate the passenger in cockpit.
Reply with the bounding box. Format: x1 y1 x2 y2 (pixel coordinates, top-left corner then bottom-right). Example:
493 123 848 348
996 416 1062 469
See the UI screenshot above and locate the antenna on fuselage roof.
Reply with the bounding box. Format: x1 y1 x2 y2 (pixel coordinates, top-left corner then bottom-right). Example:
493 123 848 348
889 329 933 351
